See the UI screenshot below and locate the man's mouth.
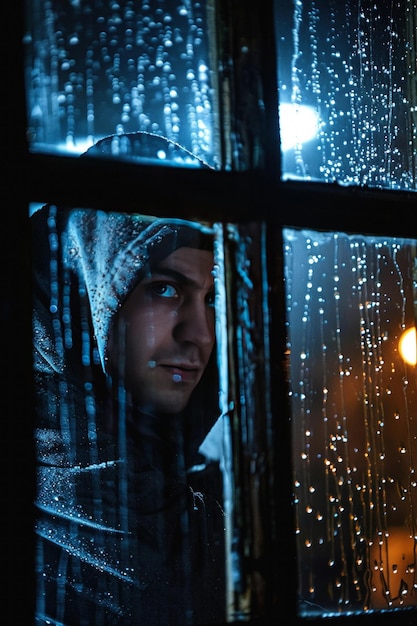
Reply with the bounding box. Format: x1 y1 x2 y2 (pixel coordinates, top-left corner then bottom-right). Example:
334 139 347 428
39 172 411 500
160 364 201 384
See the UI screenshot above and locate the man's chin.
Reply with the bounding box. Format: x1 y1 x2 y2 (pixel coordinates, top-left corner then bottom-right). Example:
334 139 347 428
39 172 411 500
134 389 193 416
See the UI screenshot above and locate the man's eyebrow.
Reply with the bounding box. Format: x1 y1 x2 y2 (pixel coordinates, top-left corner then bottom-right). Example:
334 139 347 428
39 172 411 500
150 265 215 291
150 266 196 286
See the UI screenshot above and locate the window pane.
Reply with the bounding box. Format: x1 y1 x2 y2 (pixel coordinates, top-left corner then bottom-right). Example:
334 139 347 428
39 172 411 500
24 0 218 167
276 1 417 191
283 227 417 617
31 205 229 623
31 206 283 623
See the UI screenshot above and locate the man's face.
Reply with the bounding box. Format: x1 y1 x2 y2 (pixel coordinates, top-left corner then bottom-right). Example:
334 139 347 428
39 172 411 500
107 246 216 415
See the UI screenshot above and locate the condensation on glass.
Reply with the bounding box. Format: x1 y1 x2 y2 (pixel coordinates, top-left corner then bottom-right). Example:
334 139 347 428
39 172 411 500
24 0 219 167
283 227 417 617
276 0 417 191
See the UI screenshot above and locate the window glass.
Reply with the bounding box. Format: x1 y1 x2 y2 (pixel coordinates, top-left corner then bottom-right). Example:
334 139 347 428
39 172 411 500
24 0 219 167
276 0 417 191
31 204 230 623
283 227 417 617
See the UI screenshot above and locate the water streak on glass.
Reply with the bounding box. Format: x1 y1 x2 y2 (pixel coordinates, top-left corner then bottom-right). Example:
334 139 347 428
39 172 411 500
276 0 417 191
24 0 218 166
283 227 417 617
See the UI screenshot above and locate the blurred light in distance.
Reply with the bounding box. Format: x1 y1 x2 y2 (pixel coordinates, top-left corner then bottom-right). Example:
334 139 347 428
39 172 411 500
398 327 416 366
279 104 319 151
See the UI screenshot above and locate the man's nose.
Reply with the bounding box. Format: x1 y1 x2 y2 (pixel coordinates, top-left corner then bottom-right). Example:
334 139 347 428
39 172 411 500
173 299 214 347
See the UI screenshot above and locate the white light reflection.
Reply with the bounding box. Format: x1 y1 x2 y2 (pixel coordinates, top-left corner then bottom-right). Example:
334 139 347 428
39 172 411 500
279 103 319 151
63 137 96 154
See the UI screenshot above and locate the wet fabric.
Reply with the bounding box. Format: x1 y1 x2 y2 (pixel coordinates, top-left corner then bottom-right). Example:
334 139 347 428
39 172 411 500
32 199 226 624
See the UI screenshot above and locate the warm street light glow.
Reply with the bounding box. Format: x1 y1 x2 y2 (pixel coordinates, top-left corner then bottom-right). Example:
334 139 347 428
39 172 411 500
398 327 416 366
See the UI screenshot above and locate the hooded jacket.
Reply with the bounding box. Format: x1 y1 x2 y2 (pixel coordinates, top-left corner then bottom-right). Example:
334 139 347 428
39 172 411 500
31 152 226 625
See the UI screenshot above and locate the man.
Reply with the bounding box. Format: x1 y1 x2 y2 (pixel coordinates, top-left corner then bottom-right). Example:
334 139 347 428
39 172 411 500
32 202 226 625
107 243 216 416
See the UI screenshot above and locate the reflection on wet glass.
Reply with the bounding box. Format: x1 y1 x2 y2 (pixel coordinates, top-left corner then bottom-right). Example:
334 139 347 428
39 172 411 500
24 0 217 166
276 1 417 191
283 228 417 617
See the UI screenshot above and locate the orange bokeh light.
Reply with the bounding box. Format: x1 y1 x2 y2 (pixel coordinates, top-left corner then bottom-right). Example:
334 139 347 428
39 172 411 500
398 327 416 366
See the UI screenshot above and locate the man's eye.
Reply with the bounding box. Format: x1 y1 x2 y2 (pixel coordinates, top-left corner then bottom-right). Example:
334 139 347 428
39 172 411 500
151 283 178 298
206 292 216 308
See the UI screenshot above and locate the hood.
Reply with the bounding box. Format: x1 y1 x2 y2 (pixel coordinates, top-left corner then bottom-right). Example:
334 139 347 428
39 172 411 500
82 130 215 169
32 205 216 374
32 204 221 460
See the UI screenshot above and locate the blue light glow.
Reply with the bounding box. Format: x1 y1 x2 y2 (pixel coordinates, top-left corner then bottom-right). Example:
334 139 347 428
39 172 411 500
279 103 319 151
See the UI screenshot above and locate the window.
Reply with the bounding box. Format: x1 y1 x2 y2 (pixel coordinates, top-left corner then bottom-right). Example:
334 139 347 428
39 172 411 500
6 1 417 625
24 0 219 166
284 228 417 617
276 0 417 191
